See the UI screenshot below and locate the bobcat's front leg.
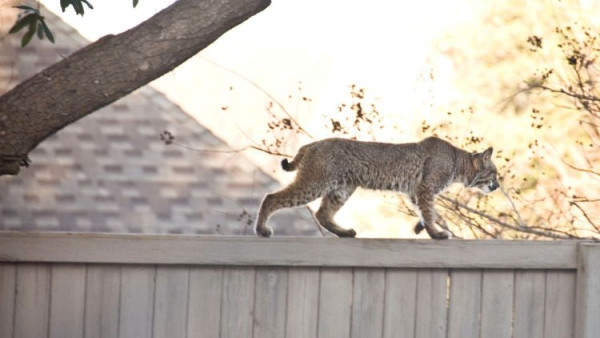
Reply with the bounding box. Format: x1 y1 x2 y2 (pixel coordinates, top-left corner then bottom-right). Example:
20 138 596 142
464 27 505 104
415 188 452 240
414 215 450 235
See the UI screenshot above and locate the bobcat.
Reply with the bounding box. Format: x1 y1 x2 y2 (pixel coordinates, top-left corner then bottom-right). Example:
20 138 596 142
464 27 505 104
254 136 499 239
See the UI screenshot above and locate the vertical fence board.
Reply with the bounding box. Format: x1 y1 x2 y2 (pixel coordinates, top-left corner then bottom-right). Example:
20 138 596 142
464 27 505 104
187 267 223 338
383 269 417 338
119 265 156 338
0 238 591 338
14 264 51 338
221 267 255 338
318 268 353 338
84 265 121 338
545 270 576 338
480 270 514 338
153 266 189 338
0 264 16 338
447 270 482 338
253 268 288 338
414 269 448 338
513 270 546 338
49 264 86 338
351 268 385 338
576 244 600 338
285 268 320 338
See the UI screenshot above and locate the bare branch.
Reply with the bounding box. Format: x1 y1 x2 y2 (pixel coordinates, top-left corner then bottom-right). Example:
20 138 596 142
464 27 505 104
0 0 272 176
570 200 600 234
438 194 576 239
527 82 600 102
499 186 527 227
561 159 600 177
199 56 314 139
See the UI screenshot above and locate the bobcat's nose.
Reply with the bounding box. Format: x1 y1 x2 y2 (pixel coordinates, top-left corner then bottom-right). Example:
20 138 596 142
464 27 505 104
489 182 499 192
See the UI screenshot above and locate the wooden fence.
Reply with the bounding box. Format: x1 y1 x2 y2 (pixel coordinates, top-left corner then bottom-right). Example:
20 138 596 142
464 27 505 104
0 232 598 338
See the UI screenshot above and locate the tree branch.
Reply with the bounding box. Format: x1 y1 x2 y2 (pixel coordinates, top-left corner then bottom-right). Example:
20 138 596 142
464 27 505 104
438 194 577 240
0 0 271 176
528 83 600 102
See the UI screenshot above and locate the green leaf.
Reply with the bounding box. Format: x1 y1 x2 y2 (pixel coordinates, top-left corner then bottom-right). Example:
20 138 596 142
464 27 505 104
60 0 70 12
28 18 38 37
9 14 35 34
40 19 55 43
133 0 139 8
21 27 35 47
15 5 38 14
60 0 94 16
81 0 94 10
37 22 44 40
73 1 84 15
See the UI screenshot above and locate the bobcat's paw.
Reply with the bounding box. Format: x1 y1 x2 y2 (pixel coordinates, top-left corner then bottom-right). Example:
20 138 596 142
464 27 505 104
414 221 424 234
431 229 452 240
338 228 357 238
256 226 273 238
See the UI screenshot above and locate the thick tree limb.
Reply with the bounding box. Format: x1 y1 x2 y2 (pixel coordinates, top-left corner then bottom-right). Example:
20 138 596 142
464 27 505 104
0 0 271 175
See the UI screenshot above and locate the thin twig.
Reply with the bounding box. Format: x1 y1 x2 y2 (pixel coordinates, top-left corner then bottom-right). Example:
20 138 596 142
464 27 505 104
199 56 314 139
561 160 600 177
499 186 526 228
528 82 600 102
438 194 574 239
170 140 292 158
570 201 600 234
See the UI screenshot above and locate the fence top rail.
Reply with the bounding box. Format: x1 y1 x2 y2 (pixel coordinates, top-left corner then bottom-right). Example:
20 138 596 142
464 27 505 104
0 231 585 269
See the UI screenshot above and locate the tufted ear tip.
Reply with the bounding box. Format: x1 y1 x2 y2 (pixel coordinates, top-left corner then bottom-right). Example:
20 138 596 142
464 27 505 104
482 147 493 160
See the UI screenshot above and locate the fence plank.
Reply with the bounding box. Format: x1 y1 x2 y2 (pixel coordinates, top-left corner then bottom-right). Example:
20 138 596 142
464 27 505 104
221 267 255 338
119 265 156 338
352 268 385 338
447 270 482 338
575 243 600 338
253 268 288 338
318 268 353 338
187 267 223 338
513 270 546 338
0 264 16 338
0 236 591 338
153 266 189 338
285 268 319 338
84 265 121 338
545 270 576 338
49 264 86 338
480 270 514 338
383 269 417 338
14 264 51 338
0 232 579 268
414 269 448 338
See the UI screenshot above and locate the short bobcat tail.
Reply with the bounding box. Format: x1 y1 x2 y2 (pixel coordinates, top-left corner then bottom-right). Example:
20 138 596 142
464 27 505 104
281 144 308 171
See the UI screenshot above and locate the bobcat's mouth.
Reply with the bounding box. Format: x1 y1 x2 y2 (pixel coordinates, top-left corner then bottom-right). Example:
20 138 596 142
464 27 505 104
479 181 499 194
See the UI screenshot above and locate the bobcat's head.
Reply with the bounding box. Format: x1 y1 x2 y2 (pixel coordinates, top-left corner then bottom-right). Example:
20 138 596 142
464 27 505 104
470 147 499 194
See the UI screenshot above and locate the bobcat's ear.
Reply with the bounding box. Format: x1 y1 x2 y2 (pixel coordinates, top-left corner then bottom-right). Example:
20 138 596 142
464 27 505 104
482 147 493 161
471 152 482 170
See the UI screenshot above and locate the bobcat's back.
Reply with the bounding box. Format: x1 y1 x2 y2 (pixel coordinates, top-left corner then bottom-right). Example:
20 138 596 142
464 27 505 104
284 137 460 194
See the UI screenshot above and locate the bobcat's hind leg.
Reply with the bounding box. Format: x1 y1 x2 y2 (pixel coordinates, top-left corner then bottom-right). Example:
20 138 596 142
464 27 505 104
315 187 357 237
255 183 322 237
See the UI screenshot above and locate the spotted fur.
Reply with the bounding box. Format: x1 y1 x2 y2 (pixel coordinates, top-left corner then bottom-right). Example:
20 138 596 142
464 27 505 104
255 137 499 239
